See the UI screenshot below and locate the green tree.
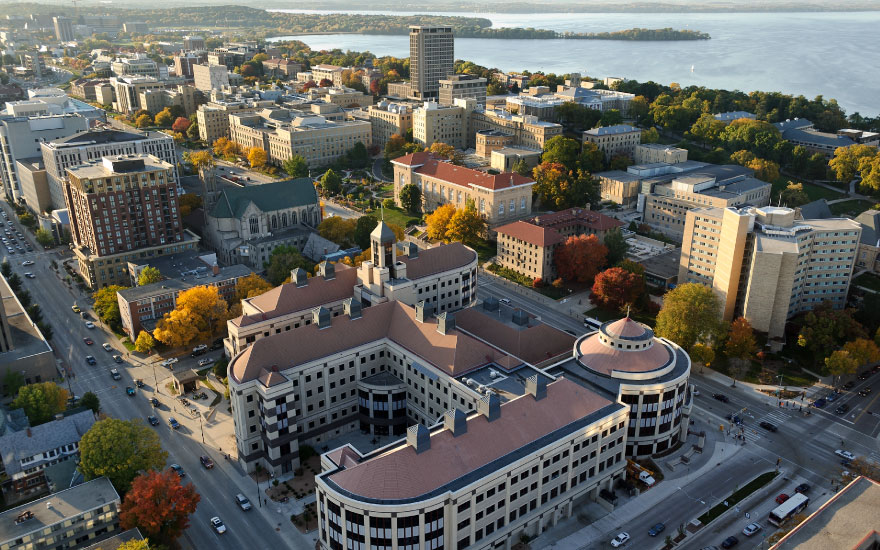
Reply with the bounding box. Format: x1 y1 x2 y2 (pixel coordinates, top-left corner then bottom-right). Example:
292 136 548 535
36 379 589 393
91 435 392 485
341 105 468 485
3 368 25 397
641 127 660 144
830 144 876 182
825 350 858 381
609 154 632 171
797 302 866 362
603 228 629 265
93 285 128 333
12 382 69 425
725 317 756 386
137 266 162 286
320 169 343 195
134 331 155 353
654 283 723 352
511 158 532 176
265 244 313 285
345 141 371 168
35 228 54 247
80 392 100 415
0 260 10 278
690 342 716 372
79 418 168 493
599 109 623 126
779 182 810 207
541 136 582 169
399 184 422 214
18 213 35 228
353 215 379 250
283 154 308 178
186 121 200 140
687 113 727 145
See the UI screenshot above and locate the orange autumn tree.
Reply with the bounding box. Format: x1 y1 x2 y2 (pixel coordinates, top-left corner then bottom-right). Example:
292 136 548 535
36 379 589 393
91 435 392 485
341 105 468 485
590 266 644 311
121 469 200 544
554 234 608 284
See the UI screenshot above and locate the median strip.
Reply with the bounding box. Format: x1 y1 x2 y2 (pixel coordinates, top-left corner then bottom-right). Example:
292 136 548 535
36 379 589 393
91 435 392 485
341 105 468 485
697 471 779 525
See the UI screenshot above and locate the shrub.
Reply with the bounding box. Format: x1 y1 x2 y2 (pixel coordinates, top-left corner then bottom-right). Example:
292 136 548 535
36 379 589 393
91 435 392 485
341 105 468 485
532 278 544 288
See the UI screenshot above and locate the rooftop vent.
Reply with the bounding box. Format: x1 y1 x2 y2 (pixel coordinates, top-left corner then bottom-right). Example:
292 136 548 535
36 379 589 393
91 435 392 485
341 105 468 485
511 308 529 326
482 296 499 311
318 261 335 280
291 267 308 287
343 298 362 320
444 408 467 437
415 300 434 323
406 424 430 453
436 311 455 335
525 374 547 401
312 306 330 329
477 392 501 422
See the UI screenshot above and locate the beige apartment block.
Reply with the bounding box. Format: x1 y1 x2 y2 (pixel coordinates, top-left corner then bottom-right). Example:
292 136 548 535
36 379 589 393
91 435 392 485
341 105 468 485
386 81 413 99
413 102 467 149
196 98 275 144
490 147 542 173
469 108 563 151
392 151 535 227
679 205 861 339
409 26 454 100
111 76 162 114
634 143 688 165
306 86 373 109
439 74 487 106
475 129 514 158
583 124 641 160
193 63 229 92
311 64 345 86
495 221 563 281
367 101 413 150
855 210 880 274
229 108 372 168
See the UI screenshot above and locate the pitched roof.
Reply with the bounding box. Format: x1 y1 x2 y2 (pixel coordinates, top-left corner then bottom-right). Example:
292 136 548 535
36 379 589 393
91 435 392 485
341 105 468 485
855 209 880 247
393 152 535 191
455 307 575 365
495 220 563 247
324 378 616 501
230 301 516 384
208 178 317 219
397 242 477 279
0 411 95 476
532 207 625 233
584 124 640 136
798 199 833 220
232 263 357 327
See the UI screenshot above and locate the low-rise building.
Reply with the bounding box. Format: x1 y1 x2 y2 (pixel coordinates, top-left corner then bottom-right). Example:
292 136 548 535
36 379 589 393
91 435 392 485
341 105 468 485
469 107 563 151
110 76 163 114
111 55 158 79
392 151 535 227
386 81 412 99
583 124 641 160
15 158 51 214
306 86 373 109
633 143 688 165
203 177 321 270
0 411 95 504
774 118 879 157
413 101 467 149
0 477 122 550
490 146 542 173
0 273 55 395
679 205 861 339
262 58 301 78
311 64 345 86
438 74 487 106
4 89 104 124
475 129 514 158
367 101 413 150
196 98 275 144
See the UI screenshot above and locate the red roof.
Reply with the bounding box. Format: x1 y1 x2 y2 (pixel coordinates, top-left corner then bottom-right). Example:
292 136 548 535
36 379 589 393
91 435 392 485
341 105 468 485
393 152 535 191
532 207 624 232
605 317 648 339
496 220 563 247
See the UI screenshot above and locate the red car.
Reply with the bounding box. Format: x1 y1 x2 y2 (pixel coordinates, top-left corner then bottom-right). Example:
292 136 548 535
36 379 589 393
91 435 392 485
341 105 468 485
775 493 789 504
83 337 93 345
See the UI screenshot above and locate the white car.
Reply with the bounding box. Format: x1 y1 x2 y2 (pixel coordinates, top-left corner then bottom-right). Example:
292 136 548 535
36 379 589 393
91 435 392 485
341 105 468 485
24 272 35 279
102 343 112 352
210 516 227 534
84 321 95 329
835 449 856 461
742 522 762 536
611 532 630 547
198 357 213 367
21 260 33 266
498 298 511 305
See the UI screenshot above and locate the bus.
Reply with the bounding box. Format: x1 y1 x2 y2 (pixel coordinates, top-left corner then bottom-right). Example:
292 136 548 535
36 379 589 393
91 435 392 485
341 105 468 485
768 492 809 526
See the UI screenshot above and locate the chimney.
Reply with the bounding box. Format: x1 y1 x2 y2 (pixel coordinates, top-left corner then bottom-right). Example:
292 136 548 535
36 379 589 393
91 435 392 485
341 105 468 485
26 428 32 437
436 311 455 335
318 261 335 280
406 424 430 453
415 300 433 323
525 374 547 401
477 392 501 422
312 306 331 329
406 241 419 259
343 298 362 320
291 267 308 287
212 263 220 275
443 408 467 437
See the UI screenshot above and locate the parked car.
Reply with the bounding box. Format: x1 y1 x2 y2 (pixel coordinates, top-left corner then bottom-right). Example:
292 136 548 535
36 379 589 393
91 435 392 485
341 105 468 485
859 388 872 397
712 393 729 403
86 355 96 365
721 535 739 548
135 379 145 388
147 415 159 426
775 493 789 504
742 523 762 537
235 493 252 511
125 386 135 396
198 357 213 367
498 298 511 305
150 397 160 407
168 417 180 429
113 355 123 363
210 516 226 534
843 381 855 390
200 455 215 469
759 421 778 432
726 414 743 425
795 483 810 494
835 449 856 461
648 523 665 537
24 272 35 278
110 368 121 380
210 339 224 350
836 404 850 415
102 343 112 352
169 463 185 478
191 344 208 356
84 321 95 329
610 532 630 547
83 337 93 345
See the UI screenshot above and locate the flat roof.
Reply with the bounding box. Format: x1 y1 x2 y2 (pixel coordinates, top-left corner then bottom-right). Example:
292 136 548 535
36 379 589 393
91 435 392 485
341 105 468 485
0 477 119 543
0 274 52 367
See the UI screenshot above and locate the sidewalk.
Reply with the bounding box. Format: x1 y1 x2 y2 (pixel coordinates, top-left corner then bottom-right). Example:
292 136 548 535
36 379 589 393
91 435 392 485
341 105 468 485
696 368 827 408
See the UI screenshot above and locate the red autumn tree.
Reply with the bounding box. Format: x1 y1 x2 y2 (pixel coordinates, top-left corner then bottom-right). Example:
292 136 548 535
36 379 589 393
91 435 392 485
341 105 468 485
590 267 645 311
554 234 608 284
318 78 333 87
171 117 191 133
302 80 317 90
120 469 200 544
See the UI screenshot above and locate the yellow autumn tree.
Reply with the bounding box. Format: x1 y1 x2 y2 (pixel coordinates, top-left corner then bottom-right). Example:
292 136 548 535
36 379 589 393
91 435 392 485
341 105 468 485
425 203 456 241
445 201 485 245
153 286 228 348
248 147 267 169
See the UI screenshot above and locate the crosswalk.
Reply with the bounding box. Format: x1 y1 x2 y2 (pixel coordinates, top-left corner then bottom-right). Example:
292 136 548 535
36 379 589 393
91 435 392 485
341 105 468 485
868 452 880 466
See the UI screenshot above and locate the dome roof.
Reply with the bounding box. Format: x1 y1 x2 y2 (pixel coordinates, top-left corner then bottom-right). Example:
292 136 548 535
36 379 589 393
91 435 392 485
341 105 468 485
605 317 651 340
371 220 396 243
574 316 672 378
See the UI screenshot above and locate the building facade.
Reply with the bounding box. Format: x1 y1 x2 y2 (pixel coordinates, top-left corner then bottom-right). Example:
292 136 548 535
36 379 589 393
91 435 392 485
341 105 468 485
469 108 563 151
633 144 688 165
193 63 229 92
111 56 159 79
392 152 535 227
409 26 454 100
52 16 73 41
582 125 642 160
0 273 54 395
196 98 275 144
367 102 413 150
679 205 861 339
439 74 487 106
413 102 466 150
110 76 163 114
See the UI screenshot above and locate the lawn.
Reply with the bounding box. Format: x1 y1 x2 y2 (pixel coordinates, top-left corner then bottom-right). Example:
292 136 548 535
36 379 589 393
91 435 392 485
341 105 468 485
585 305 656 327
803 183 846 202
829 199 874 217
470 239 497 264
380 206 421 228
854 272 880 292
697 471 778 525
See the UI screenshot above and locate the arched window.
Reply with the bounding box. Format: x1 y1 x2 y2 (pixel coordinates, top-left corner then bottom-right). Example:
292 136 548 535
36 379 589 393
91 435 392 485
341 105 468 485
271 215 278 230
248 216 259 234
290 211 297 225
281 212 288 227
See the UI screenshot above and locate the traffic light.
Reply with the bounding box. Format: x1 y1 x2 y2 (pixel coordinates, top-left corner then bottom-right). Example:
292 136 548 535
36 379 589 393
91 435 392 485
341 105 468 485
720 424 725 432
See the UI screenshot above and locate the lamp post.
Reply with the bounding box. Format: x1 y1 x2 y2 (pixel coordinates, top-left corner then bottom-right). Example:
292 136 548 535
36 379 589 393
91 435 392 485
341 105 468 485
198 413 205 444
256 471 262 508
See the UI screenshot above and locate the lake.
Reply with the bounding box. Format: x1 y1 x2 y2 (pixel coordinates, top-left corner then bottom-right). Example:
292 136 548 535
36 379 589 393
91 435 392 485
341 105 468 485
268 10 880 116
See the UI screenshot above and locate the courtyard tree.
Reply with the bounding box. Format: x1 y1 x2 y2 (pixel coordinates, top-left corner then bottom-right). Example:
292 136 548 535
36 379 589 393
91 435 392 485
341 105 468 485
590 267 644 312
12 382 68 425
134 331 156 353
78 418 168 493
320 169 343 195
779 182 810 207
654 283 723 352
247 147 267 169
153 286 228 348
137 266 162 286
282 154 308 178
445 201 486 245
829 144 876 182
399 183 421 214
554 234 608 284
425 204 456 241
725 317 756 386
80 392 100 415
265 244 313 286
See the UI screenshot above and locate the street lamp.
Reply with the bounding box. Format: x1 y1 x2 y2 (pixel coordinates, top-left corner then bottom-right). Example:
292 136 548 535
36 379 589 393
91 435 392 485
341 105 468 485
198 413 205 444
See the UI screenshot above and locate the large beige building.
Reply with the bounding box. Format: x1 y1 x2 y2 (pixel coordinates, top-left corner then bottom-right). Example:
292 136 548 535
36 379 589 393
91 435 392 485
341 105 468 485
228 108 372 168
311 64 345 87
583 124 642 160
306 86 373 109
413 101 467 149
679 205 861 339
470 107 563 151
392 151 535 227
196 98 275 144
193 63 229 92
111 76 162 114
409 26 454 100
634 143 688 165
367 101 413 149
439 74 487 106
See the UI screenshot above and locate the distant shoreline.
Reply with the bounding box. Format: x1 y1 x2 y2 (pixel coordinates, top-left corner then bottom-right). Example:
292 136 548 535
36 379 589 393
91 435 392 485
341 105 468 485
269 5 880 14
